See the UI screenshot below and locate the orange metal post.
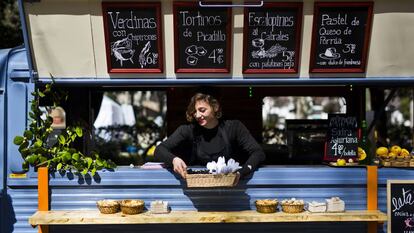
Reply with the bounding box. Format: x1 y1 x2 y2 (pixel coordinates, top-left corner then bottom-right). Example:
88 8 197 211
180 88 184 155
38 167 49 233
367 165 378 233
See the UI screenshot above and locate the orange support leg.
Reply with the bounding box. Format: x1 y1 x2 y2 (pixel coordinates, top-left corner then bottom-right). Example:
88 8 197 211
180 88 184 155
367 165 378 233
38 167 49 233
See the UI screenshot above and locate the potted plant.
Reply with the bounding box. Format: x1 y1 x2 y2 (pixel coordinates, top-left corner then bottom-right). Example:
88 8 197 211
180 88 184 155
13 82 116 175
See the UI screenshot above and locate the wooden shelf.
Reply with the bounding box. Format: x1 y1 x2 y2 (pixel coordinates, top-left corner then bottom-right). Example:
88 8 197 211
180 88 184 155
29 210 387 225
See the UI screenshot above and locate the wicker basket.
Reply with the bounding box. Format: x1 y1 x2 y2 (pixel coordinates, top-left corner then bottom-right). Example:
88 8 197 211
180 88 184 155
281 204 304 213
96 200 120 214
120 200 145 215
255 200 278 213
186 173 237 188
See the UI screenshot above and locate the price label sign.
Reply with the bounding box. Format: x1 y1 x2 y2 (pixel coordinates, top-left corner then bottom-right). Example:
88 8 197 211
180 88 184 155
324 114 358 161
173 2 231 73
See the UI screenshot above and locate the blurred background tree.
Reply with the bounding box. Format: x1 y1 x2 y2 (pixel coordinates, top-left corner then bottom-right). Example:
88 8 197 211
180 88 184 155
1 0 23 49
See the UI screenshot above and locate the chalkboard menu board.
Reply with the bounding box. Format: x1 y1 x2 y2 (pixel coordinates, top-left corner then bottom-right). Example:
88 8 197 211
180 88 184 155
243 3 302 74
174 2 231 73
102 3 163 73
310 2 373 73
387 180 414 233
324 114 358 161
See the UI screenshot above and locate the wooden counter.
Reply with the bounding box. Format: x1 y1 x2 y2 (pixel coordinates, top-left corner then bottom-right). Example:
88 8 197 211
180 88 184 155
29 210 387 226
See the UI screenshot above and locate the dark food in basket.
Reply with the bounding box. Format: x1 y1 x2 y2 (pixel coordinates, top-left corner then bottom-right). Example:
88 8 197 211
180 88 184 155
186 168 211 174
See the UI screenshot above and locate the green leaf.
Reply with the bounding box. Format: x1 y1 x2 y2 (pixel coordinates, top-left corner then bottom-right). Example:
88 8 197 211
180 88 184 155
71 134 76 142
57 163 62 170
75 127 83 137
58 135 66 145
38 91 45 97
22 161 29 170
91 167 97 176
13 136 24 145
72 153 80 161
86 157 93 169
34 139 43 148
24 130 33 140
81 169 88 175
26 154 38 164
39 156 47 163
62 152 72 163
96 160 103 167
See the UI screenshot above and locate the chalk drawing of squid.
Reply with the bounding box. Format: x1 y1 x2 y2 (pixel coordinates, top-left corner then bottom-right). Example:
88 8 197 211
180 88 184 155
111 34 135 66
405 218 414 228
139 41 151 68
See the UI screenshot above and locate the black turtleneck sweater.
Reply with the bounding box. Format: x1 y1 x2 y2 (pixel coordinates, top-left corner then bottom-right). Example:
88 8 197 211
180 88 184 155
154 120 265 177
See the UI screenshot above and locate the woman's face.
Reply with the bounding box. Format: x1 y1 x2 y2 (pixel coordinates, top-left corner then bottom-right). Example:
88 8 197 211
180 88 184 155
194 100 218 129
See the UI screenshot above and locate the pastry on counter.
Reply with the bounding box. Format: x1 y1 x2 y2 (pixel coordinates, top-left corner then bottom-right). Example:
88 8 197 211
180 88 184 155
326 197 345 212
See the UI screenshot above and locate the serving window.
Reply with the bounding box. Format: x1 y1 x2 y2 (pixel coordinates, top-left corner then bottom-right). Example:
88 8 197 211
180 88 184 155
42 86 414 167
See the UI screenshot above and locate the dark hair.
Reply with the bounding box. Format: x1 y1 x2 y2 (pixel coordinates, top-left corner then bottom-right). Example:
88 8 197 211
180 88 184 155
186 93 222 122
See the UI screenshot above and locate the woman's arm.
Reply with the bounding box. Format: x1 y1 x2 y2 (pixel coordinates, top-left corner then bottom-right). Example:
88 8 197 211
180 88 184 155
154 125 192 167
233 120 266 177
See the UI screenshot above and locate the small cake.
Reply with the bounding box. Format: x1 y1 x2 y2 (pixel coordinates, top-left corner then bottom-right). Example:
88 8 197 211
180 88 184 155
307 201 327 213
326 197 345 212
150 200 170 214
255 199 278 213
281 198 304 213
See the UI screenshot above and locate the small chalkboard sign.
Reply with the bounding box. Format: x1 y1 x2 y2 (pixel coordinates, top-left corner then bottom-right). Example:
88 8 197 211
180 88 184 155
102 2 163 73
324 114 358 161
243 3 302 74
387 180 414 233
173 2 231 73
310 2 373 73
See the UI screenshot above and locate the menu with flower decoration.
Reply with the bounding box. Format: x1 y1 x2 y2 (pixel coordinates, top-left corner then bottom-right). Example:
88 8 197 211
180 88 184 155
102 2 163 73
174 2 231 73
310 2 373 73
387 180 414 233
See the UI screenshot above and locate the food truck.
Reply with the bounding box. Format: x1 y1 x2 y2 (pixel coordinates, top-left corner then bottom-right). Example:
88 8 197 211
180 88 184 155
1 0 414 232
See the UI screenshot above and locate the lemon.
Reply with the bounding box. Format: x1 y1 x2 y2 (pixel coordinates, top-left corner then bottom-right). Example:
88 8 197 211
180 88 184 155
358 147 367 161
376 147 388 157
388 152 397 160
146 145 156 156
336 159 346 166
400 149 410 158
390 145 402 155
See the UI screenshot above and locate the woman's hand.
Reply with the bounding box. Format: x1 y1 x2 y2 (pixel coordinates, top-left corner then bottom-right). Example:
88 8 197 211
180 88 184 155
172 157 187 178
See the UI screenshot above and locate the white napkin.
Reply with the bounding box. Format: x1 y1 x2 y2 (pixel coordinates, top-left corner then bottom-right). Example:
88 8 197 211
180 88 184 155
206 157 241 175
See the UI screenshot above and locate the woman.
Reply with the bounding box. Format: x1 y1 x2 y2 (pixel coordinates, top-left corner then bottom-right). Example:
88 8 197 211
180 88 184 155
155 92 265 178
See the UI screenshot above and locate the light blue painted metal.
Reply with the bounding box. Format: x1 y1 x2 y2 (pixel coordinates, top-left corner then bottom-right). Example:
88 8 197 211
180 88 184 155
17 0 34 80
378 168 414 213
0 48 12 233
5 46 32 175
7 167 371 233
36 77 414 87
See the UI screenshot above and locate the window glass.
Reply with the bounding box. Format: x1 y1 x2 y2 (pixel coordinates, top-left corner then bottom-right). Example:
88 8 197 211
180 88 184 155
93 91 167 165
381 89 413 149
262 96 346 145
